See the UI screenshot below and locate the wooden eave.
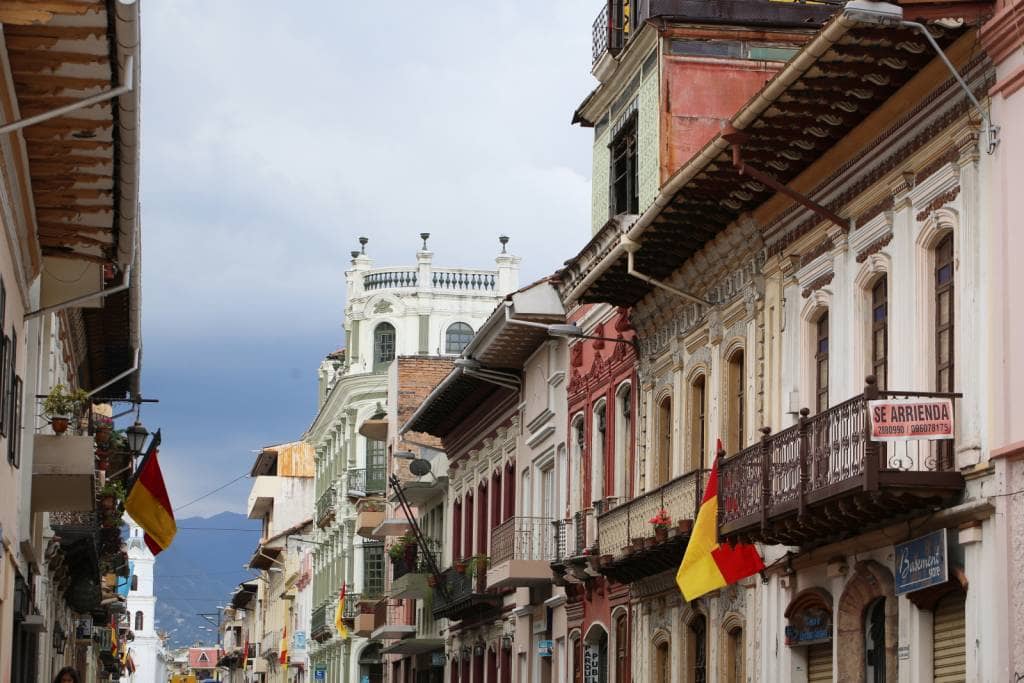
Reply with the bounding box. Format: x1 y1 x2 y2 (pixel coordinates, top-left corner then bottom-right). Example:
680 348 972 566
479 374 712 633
569 17 970 308
3 2 126 263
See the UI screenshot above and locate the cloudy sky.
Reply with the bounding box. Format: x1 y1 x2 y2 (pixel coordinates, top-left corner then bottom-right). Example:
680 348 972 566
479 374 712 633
139 1 599 517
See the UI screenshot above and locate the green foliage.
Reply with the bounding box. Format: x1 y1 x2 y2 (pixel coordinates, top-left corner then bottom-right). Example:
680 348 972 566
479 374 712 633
42 384 89 418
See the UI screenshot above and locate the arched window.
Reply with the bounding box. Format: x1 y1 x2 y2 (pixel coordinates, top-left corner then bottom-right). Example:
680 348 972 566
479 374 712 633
591 400 607 505
688 376 706 471
935 234 954 392
614 384 632 500
584 625 609 683
685 614 707 683
135 610 143 631
445 323 473 354
373 322 396 371
656 396 672 486
871 276 888 390
655 640 670 683
725 626 744 683
815 312 830 413
571 416 585 512
614 612 629 683
726 351 745 453
864 598 886 683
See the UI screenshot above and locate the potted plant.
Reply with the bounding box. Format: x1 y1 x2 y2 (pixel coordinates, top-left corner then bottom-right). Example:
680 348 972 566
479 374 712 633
387 537 408 562
454 558 467 574
465 554 489 590
99 481 125 512
93 415 114 445
42 384 89 434
649 508 672 543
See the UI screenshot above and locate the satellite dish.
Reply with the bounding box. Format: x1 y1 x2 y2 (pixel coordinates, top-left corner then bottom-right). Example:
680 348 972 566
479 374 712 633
409 459 431 476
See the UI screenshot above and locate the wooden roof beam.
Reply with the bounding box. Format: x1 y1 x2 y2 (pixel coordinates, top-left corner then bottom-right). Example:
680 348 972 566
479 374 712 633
0 2 101 26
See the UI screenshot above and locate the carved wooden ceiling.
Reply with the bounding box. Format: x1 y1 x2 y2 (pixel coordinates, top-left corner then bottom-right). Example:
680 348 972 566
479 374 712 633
3 0 128 265
572 21 965 307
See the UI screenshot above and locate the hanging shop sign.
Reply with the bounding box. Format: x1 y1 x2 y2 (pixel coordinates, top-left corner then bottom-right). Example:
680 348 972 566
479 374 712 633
314 667 326 681
785 606 833 646
538 640 553 658
895 529 948 595
868 398 954 441
292 630 307 653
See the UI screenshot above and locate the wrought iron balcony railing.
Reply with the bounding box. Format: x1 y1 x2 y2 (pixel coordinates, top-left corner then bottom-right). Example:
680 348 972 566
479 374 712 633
430 567 499 621
392 538 441 581
718 381 963 546
597 470 707 558
491 516 555 565
311 604 331 643
347 466 387 497
343 593 361 620
315 485 337 528
552 509 594 562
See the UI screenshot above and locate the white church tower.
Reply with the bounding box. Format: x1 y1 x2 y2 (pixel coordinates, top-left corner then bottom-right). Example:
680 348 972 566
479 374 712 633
126 518 167 683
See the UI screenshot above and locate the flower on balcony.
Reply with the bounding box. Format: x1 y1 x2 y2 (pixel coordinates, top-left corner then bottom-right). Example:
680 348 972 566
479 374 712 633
649 508 672 531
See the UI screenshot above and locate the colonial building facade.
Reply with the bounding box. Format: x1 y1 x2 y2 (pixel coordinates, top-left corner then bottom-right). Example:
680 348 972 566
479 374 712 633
306 239 518 683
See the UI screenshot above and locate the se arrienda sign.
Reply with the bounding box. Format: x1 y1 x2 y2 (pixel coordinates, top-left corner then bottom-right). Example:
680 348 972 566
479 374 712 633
868 398 954 441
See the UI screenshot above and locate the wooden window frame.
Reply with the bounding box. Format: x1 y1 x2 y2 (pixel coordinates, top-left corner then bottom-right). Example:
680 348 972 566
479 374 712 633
609 115 639 217
935 235 954 392
871 277 888 390
815 313 829 414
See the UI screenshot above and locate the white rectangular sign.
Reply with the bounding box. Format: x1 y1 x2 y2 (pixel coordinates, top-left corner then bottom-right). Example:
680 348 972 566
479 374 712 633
868 398 954 441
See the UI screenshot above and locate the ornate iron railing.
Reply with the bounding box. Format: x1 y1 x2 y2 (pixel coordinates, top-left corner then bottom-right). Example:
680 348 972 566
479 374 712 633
431 567 494 620
392 538 441 581
718 383 960 530
315 485 337 528
347 466 386 497
491 516 554 565
596 470 708 558
311 604 331 642
343 592 361 620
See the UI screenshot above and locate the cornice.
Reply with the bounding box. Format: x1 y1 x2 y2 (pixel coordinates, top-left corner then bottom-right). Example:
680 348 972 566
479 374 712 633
981 0 1024 65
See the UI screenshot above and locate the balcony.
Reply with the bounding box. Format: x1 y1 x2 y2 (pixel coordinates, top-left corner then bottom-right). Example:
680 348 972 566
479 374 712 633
390 540 441 600
316 485 337 529
356 501 386 539
353 600 377 638
487 517 556 590
370 599 415 641
247 476 276 519
343 592 362 620
31 434 96 512
718 384 964 548
430 567 501 622
361 267 498 293
347 466 387 499
311 603 332 643
552 507 595 565
597 470 707 583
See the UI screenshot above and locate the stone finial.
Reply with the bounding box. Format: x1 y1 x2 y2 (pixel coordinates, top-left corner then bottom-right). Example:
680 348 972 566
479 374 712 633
350 250 360 259
420 232 430 250
499 235 509 253
359 236 368 254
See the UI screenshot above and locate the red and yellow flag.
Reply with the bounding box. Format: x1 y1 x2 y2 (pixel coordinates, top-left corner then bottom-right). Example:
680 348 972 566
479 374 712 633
334 583 349 640
676 439 764 601
279 624 288 665
124 431 177 555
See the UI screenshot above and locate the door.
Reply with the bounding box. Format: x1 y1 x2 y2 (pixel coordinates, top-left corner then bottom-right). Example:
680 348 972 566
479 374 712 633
933 591 966 682
806 643 833 683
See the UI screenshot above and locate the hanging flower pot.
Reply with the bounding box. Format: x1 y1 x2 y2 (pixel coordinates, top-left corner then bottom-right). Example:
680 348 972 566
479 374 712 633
96 455 109 472
94 426 112 446
677 519 693 534
654 527 668 543
51 416 70 435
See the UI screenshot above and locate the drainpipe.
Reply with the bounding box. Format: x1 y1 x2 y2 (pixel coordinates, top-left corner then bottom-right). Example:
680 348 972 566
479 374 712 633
622 239 711 306
0 56 135 136
26 220 138 320
86 346 139 397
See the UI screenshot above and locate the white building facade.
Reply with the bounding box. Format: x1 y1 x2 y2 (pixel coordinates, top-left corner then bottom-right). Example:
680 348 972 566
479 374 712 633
307 237 518 683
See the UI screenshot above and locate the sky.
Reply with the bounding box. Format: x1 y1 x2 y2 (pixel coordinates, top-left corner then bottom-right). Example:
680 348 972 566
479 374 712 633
139 2 600 517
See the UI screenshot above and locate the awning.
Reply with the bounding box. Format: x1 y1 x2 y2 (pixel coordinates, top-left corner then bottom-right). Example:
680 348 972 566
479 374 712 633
380 638 445 656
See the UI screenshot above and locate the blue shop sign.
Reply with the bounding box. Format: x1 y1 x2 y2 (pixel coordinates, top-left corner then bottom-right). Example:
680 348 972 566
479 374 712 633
538 639 553 658
895 529 948 595
314 667 326 681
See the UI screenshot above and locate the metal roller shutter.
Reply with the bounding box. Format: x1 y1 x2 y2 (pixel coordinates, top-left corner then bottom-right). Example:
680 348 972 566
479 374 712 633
933 591 967 683
807 643 833 683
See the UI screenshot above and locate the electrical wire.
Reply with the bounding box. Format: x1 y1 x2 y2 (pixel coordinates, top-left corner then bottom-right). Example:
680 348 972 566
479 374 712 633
174 472 250 511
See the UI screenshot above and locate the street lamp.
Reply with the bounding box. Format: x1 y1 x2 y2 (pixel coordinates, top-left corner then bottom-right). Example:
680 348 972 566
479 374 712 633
125 420 149 454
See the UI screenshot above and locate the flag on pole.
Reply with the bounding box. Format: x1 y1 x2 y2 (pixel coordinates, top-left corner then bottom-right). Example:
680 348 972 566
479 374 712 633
676 439 764 601
124 431 177 555
334 583 349 640
279 624 288 665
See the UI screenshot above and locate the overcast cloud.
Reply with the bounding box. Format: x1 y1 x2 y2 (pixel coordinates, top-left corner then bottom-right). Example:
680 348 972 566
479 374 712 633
139 2 599 516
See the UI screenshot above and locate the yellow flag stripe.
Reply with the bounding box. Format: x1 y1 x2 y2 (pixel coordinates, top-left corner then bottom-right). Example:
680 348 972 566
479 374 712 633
125 485 177 550
676 494 727 601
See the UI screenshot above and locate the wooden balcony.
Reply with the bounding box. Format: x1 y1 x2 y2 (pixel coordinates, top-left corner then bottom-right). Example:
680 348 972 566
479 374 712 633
430 567 500 622
718 382 964 548
371 599 415 641
596 470 708 584
487 516 556 590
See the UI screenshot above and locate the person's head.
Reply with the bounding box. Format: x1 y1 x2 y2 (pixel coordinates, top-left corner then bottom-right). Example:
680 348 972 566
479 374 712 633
53 667 79 683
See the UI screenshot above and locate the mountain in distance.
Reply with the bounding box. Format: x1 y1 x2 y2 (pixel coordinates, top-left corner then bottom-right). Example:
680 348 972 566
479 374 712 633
154 511 262 649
